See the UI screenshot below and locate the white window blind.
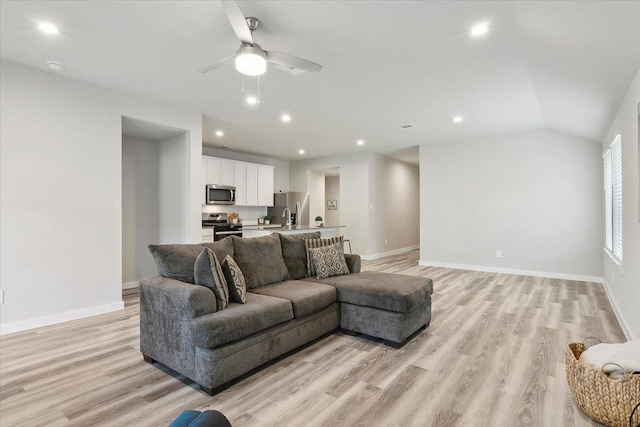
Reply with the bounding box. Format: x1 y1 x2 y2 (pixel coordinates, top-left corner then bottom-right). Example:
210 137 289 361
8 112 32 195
603 135 622 262
603 150 612 252
611 136 622 260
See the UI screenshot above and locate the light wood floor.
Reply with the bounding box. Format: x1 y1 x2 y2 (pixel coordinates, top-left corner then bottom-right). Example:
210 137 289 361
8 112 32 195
0 250 625 426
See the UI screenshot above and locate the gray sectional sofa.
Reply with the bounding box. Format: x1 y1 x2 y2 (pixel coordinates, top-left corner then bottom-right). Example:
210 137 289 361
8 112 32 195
140 232 432 395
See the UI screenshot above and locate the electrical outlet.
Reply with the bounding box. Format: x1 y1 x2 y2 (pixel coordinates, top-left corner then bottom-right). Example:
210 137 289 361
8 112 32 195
369 203 374 210
496 250 502 258
384 239 388 245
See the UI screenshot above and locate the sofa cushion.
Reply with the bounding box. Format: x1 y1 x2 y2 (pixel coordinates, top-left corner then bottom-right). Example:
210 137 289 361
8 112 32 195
201 238 234 264
148 244 205 284
221 255 246 304
249 280 336 318
308 242 350 279
304 271 433 313
304 236 344 277
190 293 293 349
148 240 234 284
278 232 321 280
230 234 290 289
194 248 229 311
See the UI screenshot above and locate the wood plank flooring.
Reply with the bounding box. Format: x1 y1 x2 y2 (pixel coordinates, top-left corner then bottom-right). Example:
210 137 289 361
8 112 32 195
0 250 625 426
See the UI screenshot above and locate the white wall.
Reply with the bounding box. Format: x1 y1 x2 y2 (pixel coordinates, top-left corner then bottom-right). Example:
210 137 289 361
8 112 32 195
122 135 160 283
159 133 190 243
290 153 370 255
0 60 202 333
307 170 326 224
602 67 640 339
366 154 420 256
289 152 419 257
419 129 603 281
325 176 340 226
377 157 420 252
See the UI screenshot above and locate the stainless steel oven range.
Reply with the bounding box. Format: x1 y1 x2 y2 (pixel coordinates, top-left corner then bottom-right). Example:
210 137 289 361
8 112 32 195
202 213 243 241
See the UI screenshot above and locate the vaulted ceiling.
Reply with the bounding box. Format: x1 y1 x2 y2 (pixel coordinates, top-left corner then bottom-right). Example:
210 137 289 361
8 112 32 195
2 1 639 161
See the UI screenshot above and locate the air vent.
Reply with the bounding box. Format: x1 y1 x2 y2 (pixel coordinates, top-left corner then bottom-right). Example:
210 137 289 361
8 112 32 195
400 124 415 129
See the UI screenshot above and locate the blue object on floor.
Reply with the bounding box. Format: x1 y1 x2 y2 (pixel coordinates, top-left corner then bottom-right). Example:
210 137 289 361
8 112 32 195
169 410 232 427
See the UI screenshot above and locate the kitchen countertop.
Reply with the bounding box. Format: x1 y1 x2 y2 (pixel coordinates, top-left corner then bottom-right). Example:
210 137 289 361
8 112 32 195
242 225 346 231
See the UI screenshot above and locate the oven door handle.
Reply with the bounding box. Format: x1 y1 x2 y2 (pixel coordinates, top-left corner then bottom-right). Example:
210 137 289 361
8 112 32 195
215 230 243 235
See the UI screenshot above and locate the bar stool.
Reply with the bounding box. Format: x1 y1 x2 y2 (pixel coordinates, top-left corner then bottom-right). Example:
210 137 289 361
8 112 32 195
343 239 352 254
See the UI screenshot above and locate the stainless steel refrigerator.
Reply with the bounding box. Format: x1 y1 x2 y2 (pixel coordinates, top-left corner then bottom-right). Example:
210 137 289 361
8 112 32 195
268 192 309 226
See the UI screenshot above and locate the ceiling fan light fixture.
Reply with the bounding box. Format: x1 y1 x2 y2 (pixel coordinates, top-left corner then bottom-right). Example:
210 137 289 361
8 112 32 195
235 46 267 76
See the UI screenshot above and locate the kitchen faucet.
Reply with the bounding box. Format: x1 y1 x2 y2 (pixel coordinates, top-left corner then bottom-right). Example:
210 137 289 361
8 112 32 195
283 207 291 228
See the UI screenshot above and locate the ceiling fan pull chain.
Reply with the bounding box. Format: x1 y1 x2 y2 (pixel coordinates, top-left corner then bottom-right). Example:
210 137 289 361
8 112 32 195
241 74 244 93
257 76 260 104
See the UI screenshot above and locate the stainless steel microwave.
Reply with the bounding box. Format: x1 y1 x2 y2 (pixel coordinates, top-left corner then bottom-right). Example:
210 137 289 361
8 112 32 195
206 184 235 205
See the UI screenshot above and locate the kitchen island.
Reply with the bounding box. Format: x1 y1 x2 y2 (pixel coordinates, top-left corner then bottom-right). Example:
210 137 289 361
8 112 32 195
242 225 345 239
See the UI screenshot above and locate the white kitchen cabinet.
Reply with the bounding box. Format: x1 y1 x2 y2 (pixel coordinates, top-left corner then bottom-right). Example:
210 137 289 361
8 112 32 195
234 163 247 205
246 164 258 206
257 165 275 207
205 157 221 185
220 160 234 186
201 156 274 207
202 228 214 243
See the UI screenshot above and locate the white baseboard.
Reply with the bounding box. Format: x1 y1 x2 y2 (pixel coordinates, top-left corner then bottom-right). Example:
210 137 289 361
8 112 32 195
601 280 632 340
122 281 139 290
418 260 603 283
0 301 125 336
361 245 420 261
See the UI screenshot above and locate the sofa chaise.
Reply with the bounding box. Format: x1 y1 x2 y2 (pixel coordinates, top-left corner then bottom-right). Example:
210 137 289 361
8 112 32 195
140 232 432 395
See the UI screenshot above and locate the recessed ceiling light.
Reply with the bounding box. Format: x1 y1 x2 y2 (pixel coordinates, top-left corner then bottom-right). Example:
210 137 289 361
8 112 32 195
281 114 291 123
357 139 364 146
453 116 464 123
246 96 258 105
298 149 305 155
470 22 489 37
38 22 59 34
46 61 64 72
215 130 224 137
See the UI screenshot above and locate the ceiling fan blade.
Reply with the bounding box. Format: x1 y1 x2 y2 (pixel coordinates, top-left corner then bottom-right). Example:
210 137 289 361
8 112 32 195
265 51 323 73
198 55 235 73
222 0 253 45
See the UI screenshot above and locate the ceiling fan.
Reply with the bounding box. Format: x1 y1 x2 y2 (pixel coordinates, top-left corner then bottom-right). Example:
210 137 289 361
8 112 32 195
198 0 323 77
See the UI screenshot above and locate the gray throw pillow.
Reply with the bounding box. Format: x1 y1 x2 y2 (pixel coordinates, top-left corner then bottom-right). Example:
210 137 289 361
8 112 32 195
221 255 247 304
278 232 321 280
308 241 350 279
230 234 290 289
304 236 344 277
194 248 229 311
148 244 205 284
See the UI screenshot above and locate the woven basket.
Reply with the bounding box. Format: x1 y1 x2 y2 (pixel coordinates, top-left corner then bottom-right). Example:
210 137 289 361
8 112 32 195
566 342 640 427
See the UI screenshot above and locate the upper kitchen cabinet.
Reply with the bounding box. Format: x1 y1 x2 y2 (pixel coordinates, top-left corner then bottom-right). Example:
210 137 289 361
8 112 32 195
233 163 247 206
220 161 234 186
205 157 221 185
257 165 274 207
205 157 234 187
202 156 274 207
245 164 258 206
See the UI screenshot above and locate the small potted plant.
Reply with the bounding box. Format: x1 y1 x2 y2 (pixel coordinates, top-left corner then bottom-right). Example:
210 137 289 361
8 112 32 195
264 215 271 225
228 212 239 224
315 216 323 227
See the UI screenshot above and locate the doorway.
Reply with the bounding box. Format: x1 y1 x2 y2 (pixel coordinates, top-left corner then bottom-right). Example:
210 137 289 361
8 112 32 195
121 116 189 289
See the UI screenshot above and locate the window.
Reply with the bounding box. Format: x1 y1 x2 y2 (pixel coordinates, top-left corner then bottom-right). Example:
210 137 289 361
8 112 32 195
603 135 622 262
